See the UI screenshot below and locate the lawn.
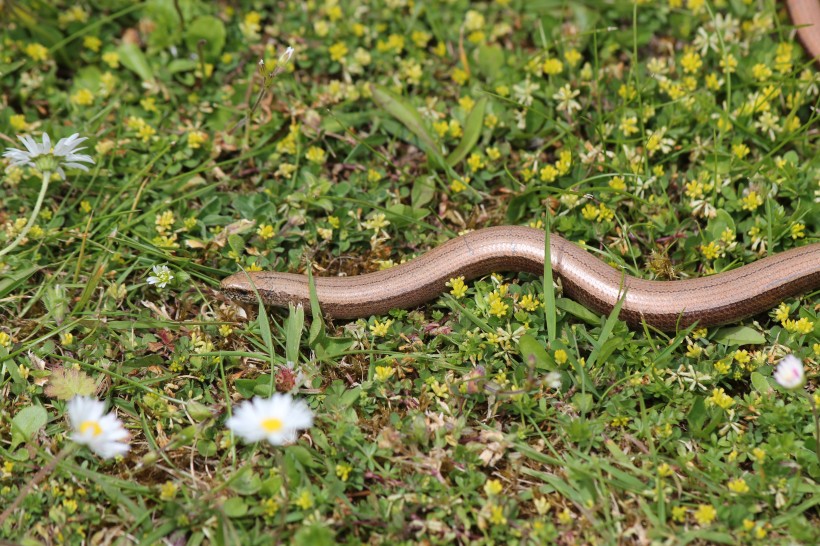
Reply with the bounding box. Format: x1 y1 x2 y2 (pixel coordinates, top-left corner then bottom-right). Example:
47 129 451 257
1 0 819 544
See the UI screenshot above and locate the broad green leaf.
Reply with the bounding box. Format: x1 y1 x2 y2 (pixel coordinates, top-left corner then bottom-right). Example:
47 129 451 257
118 42 155 83
384 204 429 228
475 44 504 80
185 16 226 61
687 397 707 437
11 405 48 450
44 367 96 400
518 334 554 371
411 176 436 208
370 84 440 157
572 392 594 414
706 209 736 241
555 297 601 325
227 234 245 257
222 497 248 518
750 371 773 394
447 96 487 166
713 325 765 346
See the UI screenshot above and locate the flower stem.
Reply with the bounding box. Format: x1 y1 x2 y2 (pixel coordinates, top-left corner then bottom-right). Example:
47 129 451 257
0 170 51 259
808 392 820 464
0 443 75 528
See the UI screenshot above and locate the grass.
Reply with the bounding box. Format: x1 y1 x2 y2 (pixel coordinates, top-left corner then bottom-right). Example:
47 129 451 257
1 0 819 544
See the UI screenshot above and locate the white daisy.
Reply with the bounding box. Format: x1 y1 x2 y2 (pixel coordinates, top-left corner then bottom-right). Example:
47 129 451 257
67 396 130 459
3 132 95 180
226 394 314 446
773 355 805 390
147 264 174 288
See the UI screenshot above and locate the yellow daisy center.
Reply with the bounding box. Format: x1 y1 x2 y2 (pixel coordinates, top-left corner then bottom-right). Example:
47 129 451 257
80 420 103 437
261 418 283 432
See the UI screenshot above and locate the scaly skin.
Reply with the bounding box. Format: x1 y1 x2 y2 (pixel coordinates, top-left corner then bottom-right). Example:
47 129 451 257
222 227 820 332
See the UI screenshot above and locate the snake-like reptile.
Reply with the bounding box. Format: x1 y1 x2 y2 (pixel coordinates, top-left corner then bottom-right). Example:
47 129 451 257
222 227 820 331
222 6 820 332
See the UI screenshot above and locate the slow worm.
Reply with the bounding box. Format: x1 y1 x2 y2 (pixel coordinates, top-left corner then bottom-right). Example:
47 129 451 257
786 0 820 64
222 226 820 332
223 7 820 331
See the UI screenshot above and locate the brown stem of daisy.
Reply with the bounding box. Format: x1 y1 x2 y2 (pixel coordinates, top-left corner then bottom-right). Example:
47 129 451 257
0 170 50 259
0 443 75 528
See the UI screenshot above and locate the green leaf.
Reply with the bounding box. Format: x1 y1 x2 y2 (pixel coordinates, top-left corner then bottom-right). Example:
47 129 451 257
285 303 305 365
572 392 594 414
118 42 155 83
44 367 96 400
706 209 736 241
411 176 436 208
185 16 226 61
713 325 765 346
286 444 320 468
11 405 47 450
517 334 554 371
0 265 40 299
384 204 429 228
307 268 326 347
222 497 248 518
446 96 487 166
293 524 336 546
370 84 441 158
687 397 707 438
227 234 245 257
475 44 504 80
554 298 601 325
750 371 773 395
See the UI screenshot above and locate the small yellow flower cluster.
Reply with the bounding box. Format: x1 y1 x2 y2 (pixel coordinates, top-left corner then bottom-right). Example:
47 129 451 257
428 377 449 399
276 124 300 155
70 88 94 106
782 317 814 335
25 43 49 62
518 294 540 312
160 481 178 501
363 212 389 231
0 331 11 348
102 51 120 68
699 241 722 260
773 302 815 334
374 365 395 381
376 34 404 53
240 11 262 40
305 146 326 164
466 153 484 172
188 130 207 149
740 190 763 211
581 202 614 223
257 224 274 240
329 42 348 62
487 291 509 318
336 463 352 481
126 116 156 142
708 388 734 410
446 276 468 298
694 504 717 525
369 319 393 337
727 477 749 494
449 176 470 193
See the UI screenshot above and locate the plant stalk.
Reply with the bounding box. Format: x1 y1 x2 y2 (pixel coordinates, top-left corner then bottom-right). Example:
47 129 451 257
0 170 51 258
